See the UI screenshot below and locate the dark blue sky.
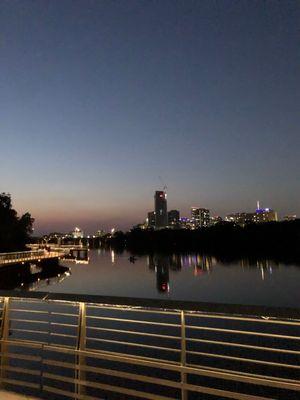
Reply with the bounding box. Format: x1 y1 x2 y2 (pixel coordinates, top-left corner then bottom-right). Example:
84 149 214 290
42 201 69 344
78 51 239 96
1 0 299 234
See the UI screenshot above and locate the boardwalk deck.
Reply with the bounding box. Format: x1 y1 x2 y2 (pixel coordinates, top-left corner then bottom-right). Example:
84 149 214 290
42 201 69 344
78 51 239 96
0 250 63 267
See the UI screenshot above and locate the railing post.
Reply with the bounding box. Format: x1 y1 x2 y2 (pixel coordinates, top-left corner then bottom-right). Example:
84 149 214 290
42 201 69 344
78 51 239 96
181 310 187 400
76 302 86 397
0 297 10 386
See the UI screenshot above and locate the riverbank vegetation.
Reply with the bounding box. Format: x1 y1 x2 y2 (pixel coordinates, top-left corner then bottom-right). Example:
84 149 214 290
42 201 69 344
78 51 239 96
0 193 34 252
106 220 300 259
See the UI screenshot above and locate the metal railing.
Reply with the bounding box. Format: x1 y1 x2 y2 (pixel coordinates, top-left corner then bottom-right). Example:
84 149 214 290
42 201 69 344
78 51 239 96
0 250 63 266
0 291 298 399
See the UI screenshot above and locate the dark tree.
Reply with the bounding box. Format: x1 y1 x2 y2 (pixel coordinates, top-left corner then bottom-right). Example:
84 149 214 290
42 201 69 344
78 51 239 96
0 193 34 252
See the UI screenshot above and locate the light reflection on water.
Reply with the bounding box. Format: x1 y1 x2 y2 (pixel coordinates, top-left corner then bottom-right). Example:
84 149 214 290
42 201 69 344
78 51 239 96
4 249 300 307
41 249 300 308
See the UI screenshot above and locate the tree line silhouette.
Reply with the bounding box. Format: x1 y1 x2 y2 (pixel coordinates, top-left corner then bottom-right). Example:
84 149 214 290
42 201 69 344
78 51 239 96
0 193 34 252
106 220 300 259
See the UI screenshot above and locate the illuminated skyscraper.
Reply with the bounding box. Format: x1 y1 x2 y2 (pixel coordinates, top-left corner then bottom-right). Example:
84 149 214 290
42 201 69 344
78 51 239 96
225 203 278 225
154 191 167 228
254 207 278 223
191 207 210 228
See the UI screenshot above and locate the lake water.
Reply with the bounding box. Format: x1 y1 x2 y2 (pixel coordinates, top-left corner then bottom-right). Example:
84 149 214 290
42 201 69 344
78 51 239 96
20 248 300 308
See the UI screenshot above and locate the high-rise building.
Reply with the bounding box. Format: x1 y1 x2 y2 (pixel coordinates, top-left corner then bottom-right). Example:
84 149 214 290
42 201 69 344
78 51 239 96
226 203 278 226
225 213 254 225
168 210 180 227
154 191 167 228
253 207 278 223
147 211 156 228
191 207 210 228
254 202 277 223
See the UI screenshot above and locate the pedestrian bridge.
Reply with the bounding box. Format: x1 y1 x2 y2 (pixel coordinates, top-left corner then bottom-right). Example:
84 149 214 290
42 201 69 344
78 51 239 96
0 292 298 399
0 250 63 267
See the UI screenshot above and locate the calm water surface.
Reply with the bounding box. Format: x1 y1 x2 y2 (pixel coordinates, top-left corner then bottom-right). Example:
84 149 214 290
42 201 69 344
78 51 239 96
28 249 300 308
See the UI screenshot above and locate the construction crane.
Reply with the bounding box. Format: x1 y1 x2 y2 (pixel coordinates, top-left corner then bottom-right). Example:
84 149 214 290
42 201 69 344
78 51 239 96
158 176 167 192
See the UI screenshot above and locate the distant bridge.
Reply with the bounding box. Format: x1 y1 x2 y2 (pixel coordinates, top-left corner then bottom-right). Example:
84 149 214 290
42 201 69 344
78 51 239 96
0 250 63 267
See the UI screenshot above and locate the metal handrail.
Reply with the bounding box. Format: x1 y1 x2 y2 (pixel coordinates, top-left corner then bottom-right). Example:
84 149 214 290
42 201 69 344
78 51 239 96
0 292 298 399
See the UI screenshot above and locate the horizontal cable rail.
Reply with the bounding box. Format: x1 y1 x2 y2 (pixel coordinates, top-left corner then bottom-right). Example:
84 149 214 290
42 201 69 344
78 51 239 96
0 292 298 400
186 324 300 340
87 314 181 327
88 325 181 340
186 337 300 355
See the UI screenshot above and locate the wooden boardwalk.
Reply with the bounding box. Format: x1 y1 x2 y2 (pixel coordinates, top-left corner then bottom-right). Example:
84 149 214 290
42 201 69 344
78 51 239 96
0 250 63 267
27 243 88 251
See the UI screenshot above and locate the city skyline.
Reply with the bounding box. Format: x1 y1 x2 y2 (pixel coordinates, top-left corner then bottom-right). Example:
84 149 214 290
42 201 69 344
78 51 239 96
42 191 285 236
7 185 295 235
1 1 299 234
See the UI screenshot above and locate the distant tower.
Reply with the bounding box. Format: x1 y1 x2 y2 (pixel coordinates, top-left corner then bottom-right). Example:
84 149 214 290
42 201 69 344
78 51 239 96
257 200 260 211
154 191 167 228
191 207 210 228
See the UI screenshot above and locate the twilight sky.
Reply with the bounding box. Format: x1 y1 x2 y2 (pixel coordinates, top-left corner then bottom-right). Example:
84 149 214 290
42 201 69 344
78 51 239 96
1 0 299 234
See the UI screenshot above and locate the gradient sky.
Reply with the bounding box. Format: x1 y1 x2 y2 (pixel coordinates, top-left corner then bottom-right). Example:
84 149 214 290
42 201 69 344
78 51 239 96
1 0 299 234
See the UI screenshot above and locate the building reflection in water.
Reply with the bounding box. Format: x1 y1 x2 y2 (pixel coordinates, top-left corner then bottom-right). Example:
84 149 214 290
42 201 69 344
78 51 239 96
146 252 282 294
111 249 115 264
181 254 216 276
147 253 217 294
179 254 216 272
147 254 170 293
239 258 279 281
